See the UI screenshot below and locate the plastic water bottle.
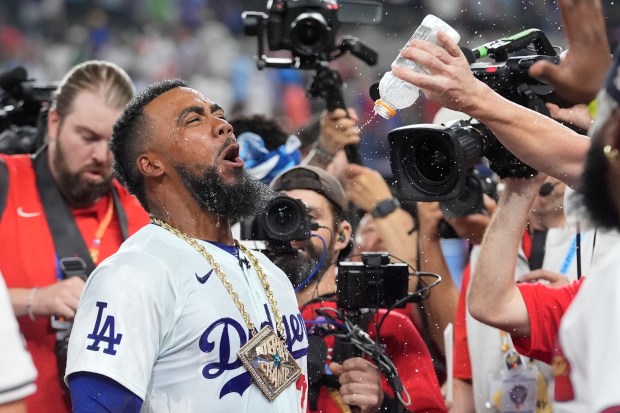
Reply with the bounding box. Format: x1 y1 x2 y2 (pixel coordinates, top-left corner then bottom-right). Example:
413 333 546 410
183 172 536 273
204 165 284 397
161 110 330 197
374 15 461 119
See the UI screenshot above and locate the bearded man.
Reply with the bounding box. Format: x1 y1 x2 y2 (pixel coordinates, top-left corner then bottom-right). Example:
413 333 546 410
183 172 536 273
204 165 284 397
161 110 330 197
0 60 149 412
268 165 447 413
65 79 308 413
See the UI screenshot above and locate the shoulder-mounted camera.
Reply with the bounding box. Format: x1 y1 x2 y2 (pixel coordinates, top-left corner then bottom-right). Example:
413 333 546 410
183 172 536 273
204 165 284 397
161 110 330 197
388 29 562 204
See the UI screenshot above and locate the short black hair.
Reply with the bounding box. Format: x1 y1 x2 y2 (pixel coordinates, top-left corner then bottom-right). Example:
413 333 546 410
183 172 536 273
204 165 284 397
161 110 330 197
110 79 188 210
229 114 289 151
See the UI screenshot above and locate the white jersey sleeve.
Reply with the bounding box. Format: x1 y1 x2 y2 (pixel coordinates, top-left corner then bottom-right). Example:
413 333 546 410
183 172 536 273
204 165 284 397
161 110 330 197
0 275 37 404
65 249 176 400
557 239 620 412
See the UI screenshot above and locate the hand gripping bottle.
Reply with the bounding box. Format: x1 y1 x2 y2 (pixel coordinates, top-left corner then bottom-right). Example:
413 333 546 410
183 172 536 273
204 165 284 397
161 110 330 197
374 15 461 119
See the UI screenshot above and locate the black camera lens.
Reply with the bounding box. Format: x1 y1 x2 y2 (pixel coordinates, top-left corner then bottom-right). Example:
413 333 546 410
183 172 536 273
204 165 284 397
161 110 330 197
290 13 329 56
263 196 306 241
408 135 453 185
297 21 321 44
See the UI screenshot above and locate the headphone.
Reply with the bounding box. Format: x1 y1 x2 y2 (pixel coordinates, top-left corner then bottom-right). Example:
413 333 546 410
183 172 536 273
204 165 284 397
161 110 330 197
338 230 346 242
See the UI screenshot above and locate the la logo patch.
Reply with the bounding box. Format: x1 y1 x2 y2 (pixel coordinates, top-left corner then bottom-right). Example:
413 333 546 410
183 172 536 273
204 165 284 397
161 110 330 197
86 301 123 355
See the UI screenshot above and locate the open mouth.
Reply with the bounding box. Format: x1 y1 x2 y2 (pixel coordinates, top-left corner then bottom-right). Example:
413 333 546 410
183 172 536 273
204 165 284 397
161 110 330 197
220 143 244 168
83 168 106 181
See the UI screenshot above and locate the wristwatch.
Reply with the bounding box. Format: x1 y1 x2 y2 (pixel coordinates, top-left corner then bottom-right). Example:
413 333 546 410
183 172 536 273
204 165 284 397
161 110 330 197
371 198 401 218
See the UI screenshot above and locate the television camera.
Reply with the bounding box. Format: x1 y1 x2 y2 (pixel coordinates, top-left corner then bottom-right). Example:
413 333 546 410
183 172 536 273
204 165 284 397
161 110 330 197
0 66 56 154
388 29 561 203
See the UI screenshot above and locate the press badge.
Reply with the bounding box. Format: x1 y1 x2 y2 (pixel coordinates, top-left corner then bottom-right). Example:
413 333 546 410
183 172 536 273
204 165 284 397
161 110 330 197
488 352 537 413
499 369 537 413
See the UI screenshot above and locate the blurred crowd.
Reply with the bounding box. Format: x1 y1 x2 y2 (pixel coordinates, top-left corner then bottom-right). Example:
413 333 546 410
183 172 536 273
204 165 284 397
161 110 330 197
5 0 619 174
2 0 620 412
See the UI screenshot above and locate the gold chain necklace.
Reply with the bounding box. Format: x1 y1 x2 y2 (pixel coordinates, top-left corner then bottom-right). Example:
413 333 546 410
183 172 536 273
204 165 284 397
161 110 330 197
150 218 301 400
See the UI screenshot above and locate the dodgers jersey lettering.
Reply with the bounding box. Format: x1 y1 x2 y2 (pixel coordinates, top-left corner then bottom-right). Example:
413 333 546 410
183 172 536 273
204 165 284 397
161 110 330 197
66 224 308 413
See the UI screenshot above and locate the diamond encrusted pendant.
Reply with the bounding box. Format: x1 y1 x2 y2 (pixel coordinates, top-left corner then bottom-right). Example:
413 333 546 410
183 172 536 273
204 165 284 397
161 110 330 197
237 326 302 400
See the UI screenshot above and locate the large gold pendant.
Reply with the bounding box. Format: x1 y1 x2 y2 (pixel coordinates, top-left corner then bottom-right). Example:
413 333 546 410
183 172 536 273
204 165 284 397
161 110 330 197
237 326 302 401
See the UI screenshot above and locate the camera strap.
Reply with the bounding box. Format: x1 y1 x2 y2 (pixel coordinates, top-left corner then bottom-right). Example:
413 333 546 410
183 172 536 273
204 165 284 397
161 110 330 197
528 229 547 271
32 147 128 278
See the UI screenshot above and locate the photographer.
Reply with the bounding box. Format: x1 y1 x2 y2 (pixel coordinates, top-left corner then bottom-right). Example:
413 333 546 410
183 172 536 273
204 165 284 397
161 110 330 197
452 178 589 413
268 165 446 413
0 61 149 412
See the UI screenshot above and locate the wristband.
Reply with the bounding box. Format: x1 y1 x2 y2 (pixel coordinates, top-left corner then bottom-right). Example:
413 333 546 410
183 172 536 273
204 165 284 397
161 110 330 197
372 198 401 218
27 286 39 321
311 141 336 164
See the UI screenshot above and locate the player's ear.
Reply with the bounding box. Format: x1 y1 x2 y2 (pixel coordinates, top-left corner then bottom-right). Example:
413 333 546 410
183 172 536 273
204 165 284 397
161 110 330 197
138 153 165 178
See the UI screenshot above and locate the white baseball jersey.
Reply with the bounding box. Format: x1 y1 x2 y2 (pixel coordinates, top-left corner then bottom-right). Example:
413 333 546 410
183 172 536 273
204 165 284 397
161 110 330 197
66 224 308 413
555 230 620 413
0 274 37 404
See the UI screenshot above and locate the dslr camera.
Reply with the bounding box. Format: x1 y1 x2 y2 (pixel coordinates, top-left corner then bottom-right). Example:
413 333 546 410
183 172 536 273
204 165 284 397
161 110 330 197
0 66 56 154
337 253 409 310
388 29 559 202
242 0 381 69
242 0 381 164
240 193 317 252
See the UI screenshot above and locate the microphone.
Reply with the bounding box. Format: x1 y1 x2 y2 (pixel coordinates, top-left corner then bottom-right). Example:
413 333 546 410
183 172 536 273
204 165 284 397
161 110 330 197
0 66 27 93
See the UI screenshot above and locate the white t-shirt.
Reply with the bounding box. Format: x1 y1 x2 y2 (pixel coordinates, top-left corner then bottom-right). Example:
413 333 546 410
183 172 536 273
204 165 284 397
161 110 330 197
66 224 308 413
555 231 620 413
0 274 37 404
466 226 593 413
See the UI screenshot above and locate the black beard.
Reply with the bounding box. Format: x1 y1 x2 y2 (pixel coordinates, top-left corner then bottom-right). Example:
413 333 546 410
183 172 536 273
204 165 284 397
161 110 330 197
53 137 112 208
270 237 335 289
174 162 275 222
580 141 620 230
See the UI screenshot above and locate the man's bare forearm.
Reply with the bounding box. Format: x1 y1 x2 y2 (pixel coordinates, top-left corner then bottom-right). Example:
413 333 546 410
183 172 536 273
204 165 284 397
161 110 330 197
419 235 458 356
468 183 535 336
467 88 590 189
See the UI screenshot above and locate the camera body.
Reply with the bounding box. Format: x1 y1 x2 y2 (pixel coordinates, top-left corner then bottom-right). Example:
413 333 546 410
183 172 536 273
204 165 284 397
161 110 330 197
243 0 381 68
438 167 497 219
268 0 338 60
242 0 379 164
244 0 339 63
240 193 318 251
337 252 409 310
388 30 559 202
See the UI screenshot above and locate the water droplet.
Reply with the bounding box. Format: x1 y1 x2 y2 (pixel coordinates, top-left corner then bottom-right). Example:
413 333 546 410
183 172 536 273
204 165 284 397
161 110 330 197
358 114 378 134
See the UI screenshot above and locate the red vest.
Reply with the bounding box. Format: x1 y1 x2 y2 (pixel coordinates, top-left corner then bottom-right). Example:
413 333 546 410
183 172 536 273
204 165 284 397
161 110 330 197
0 153 149 413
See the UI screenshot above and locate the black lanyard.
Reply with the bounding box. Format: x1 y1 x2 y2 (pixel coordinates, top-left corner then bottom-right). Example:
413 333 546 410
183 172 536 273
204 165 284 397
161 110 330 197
33 147 128 278
528 229 547 271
